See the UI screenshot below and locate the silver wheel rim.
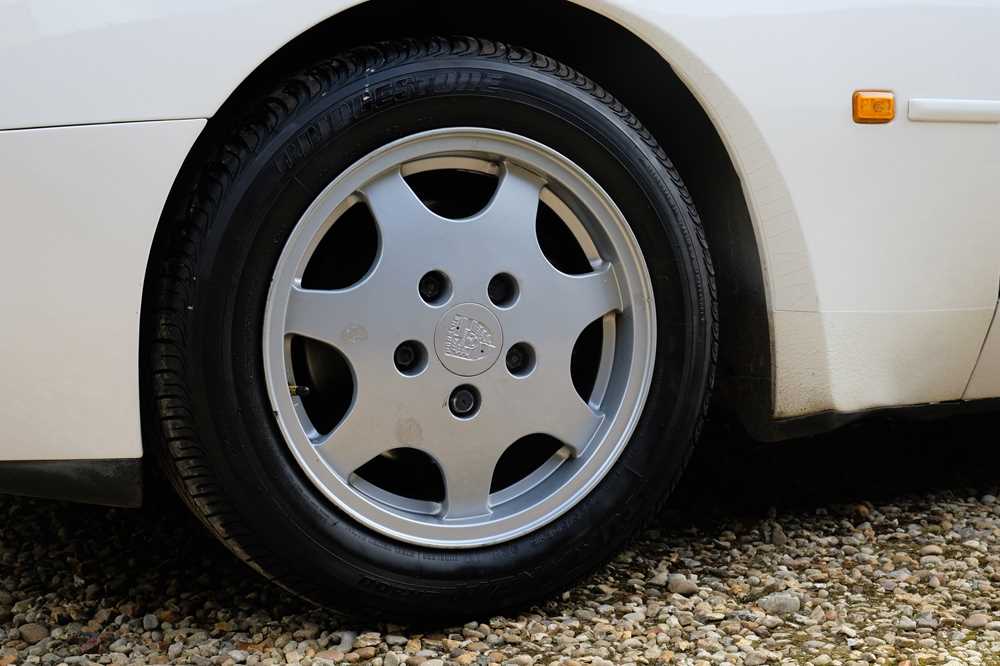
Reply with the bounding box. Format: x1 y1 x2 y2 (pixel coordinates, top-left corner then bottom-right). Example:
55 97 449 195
263 128 655 548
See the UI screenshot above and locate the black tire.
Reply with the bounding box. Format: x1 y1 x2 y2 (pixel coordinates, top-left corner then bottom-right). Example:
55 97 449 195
147 37 717 618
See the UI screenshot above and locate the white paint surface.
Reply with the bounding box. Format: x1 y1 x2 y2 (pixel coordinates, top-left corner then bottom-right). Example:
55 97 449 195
909 98 1000 123
0 120 205 460
966 307 1000 400
0 0 999 460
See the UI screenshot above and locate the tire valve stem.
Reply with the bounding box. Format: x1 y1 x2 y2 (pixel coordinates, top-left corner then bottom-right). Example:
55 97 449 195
288 384 312 398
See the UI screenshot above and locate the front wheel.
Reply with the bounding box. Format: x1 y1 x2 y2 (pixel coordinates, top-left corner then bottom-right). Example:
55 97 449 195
147 37 716 617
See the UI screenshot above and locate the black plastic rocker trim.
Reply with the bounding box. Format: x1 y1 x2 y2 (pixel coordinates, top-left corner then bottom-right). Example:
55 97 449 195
0 458 142 507
746 397 1000 442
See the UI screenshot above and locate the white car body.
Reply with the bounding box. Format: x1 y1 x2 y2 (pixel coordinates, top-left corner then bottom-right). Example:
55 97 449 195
1 0 998 466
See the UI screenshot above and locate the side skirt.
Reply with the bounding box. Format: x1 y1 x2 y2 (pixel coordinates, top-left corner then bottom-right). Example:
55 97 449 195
747 398 1000 443
0 458 142 508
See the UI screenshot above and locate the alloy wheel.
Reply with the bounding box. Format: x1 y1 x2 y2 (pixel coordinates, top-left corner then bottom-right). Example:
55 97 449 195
263 128 656 548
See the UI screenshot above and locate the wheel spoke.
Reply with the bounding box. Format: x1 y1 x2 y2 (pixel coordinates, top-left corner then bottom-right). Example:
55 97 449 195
313 370 439 478
360 167 443 261
313 402 392 478
477 163 544 230
362 166 438 223
284 283 384 351
501 261 622 371
438 447 499 520
497 362 605 457
539 385 604 455
553 263 622 333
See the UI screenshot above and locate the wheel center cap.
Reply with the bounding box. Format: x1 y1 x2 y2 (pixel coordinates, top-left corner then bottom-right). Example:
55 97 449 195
434 303 503 377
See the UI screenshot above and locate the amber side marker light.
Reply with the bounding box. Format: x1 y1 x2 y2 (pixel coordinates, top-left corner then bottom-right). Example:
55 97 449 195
853 90 895 123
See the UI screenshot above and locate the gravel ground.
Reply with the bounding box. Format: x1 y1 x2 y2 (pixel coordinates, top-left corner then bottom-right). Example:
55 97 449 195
2 413 1000 666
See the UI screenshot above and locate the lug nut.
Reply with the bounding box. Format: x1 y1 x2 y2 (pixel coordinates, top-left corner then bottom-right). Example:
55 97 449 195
506 342 535 376
449 385 480 417
394 340 426 375
419 271 449 304
488 273 518 307
395 343 416 369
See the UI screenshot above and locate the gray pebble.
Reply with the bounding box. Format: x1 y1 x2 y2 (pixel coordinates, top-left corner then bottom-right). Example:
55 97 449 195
757 591 800 616
18 623 49 645
167 643 184 660
965 613 990 628
667 574 699 596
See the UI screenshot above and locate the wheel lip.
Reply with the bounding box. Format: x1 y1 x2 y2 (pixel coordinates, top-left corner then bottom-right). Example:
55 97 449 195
262 127 656 548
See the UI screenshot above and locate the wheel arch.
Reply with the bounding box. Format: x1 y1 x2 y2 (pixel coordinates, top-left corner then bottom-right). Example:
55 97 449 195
144 0 794 444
